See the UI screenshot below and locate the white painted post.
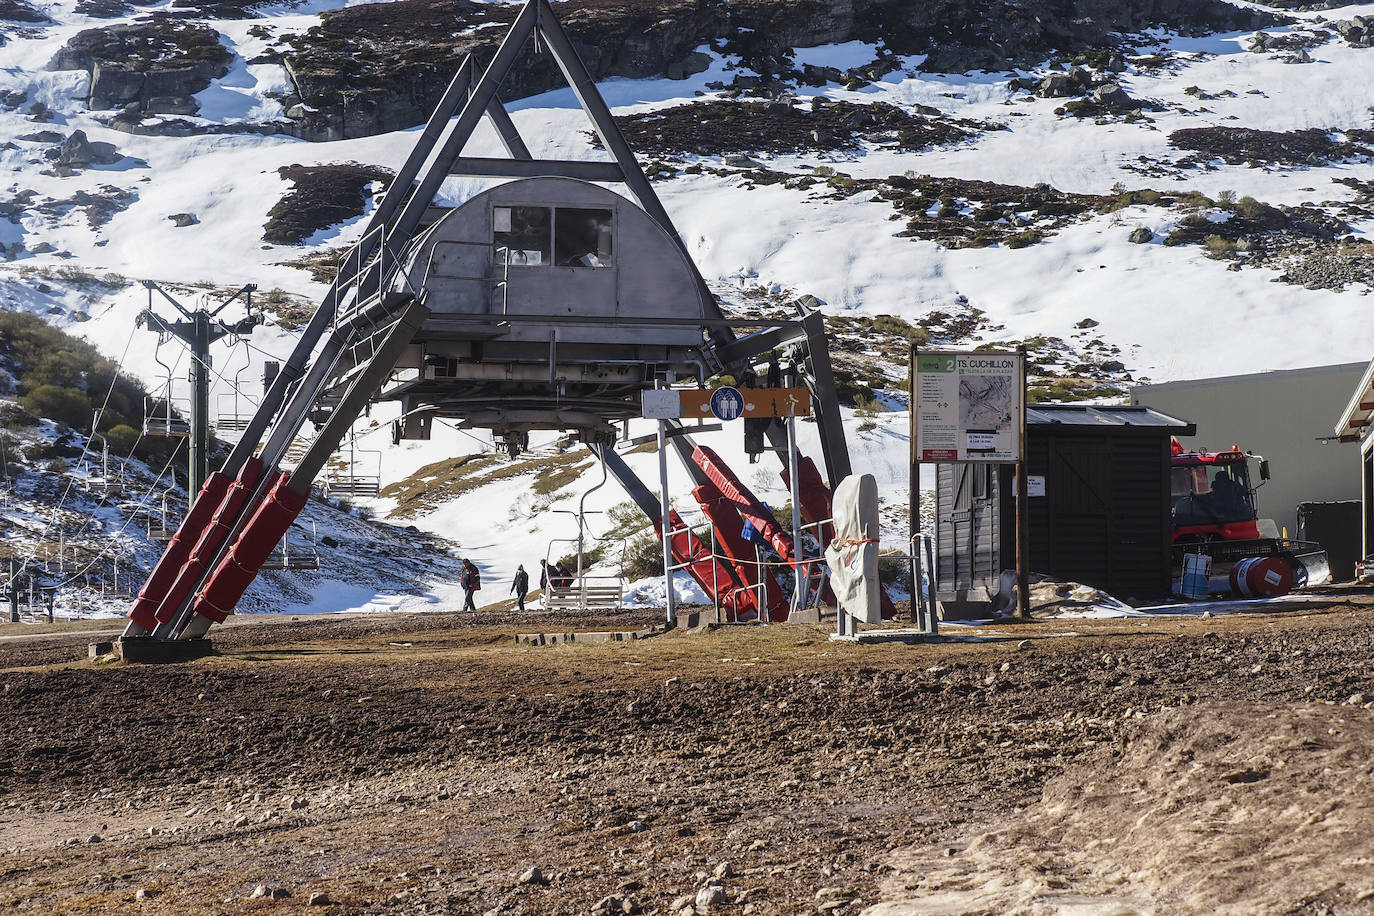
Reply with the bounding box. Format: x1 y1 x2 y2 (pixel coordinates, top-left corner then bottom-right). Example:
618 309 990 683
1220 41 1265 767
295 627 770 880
755 543 766 626
657 377 676 627
788 410 803 616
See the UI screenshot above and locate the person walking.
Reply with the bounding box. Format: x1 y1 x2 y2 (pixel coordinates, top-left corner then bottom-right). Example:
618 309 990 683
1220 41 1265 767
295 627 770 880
461 558 481 611
510 564 529 611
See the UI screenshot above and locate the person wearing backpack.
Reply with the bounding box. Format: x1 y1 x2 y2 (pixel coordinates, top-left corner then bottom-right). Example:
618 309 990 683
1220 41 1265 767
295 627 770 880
510 564 529 611
461 559 481 611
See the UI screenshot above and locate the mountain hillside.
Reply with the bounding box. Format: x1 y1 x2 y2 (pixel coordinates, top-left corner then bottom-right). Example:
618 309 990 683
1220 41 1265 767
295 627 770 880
0 311 466 621
1 0 1372 614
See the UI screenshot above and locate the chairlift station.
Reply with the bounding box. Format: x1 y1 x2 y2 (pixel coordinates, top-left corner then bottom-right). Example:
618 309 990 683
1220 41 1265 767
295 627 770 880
122 0 871 656
369 176 719 447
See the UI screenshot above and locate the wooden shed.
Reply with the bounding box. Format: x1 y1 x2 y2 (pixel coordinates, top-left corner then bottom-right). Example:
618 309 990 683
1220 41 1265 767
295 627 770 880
934 404 1195 616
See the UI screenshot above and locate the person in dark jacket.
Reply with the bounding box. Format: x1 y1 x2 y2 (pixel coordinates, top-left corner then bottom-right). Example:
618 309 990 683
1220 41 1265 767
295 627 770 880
461 559 480 611
510 564 529 611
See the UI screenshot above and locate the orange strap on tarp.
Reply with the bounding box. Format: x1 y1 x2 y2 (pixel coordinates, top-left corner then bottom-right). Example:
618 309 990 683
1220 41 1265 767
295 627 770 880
832 536 879 568
152 457 265 625
192 471 308 623
127 471 233 631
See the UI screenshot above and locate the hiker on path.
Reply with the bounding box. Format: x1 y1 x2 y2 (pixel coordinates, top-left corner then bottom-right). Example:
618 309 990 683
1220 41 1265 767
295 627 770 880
461 559 481 611
511 564 529 611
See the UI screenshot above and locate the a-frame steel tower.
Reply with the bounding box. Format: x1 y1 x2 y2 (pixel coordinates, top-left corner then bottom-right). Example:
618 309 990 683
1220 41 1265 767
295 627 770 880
123 0 852 649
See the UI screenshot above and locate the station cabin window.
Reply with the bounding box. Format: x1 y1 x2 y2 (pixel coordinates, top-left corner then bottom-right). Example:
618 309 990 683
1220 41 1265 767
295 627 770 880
555 208 613 267
493 206 613 268
493 206 550 266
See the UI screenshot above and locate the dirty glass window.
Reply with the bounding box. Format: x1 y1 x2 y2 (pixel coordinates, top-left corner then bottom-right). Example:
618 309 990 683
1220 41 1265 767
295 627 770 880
554 208 613 267
972 464 990 499
493 206 551 266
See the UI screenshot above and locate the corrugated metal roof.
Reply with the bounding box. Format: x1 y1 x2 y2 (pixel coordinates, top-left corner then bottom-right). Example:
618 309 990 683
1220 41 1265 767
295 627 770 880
1027 403 1194 430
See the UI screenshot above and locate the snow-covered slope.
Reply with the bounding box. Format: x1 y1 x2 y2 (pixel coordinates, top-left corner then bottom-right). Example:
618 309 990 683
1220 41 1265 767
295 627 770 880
2 0 1373 614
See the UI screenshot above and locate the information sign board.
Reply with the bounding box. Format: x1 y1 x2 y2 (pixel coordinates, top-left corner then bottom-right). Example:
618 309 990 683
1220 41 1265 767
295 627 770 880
914 350 1023 462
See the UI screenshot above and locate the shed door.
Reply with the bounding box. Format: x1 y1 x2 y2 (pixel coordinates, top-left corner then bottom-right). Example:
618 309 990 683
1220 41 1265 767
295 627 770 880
938 463 999 596
1043 439 1110 588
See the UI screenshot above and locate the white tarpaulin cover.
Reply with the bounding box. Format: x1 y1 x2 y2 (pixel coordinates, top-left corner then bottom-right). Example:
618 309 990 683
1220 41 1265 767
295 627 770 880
824 474 881 624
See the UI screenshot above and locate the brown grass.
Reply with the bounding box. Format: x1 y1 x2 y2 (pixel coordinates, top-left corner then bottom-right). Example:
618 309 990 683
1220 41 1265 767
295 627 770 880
381 451 594 519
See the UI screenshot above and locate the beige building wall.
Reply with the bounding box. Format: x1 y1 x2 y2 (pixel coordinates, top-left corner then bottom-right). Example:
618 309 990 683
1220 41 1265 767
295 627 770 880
1131 363 1365 537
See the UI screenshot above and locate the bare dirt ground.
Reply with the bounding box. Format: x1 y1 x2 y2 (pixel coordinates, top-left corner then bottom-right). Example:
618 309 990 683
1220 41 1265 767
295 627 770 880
2 598 1374 915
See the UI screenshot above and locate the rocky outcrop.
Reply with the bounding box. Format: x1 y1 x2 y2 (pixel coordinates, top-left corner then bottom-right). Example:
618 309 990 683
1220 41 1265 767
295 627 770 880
46 130 123 168
263 163 393 245
1037 68 1093 98
1169 127 1374 167
276 0 729 141
1331 15 1374 48
1092 82 1134 109
871 0 1281 73
610 98 997 157
47 17 232 117
273 0 1281 141
0 0 47 22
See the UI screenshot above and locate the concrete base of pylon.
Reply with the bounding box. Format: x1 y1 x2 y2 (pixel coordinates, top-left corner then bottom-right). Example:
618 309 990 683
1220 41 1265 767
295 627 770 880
118 636 216 664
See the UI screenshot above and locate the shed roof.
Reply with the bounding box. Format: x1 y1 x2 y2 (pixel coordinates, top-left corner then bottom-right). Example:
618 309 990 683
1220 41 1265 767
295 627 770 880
1333 356 1374 443
1027 403 1195 433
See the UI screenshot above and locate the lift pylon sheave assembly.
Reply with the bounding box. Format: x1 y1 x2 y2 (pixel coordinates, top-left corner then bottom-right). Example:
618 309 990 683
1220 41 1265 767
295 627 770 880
125 0 856 646
137 281 262 502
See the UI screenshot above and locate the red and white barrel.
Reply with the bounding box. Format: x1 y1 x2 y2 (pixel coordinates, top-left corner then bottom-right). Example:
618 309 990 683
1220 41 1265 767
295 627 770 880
1229 556 1293 598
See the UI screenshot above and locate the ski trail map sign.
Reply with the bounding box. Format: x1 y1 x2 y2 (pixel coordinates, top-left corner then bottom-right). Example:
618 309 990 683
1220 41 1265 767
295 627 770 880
914 351 1023 462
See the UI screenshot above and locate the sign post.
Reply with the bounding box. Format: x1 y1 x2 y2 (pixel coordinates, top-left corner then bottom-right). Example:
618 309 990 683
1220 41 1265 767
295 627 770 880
785 366 805 617
656 376 676 628
1015 344 1030 619
908 345 932 632
912 347 1026 620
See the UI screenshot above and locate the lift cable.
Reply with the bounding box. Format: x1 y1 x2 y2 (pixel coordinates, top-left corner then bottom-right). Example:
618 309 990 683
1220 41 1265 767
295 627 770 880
19 320 141 565
49 438 188 592
6 320 149 591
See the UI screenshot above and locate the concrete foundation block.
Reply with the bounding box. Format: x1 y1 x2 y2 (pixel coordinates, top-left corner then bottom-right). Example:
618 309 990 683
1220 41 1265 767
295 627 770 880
118 636 214 663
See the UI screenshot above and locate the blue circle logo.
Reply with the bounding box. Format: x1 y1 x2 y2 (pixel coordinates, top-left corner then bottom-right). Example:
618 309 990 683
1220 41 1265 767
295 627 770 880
709 386 744 421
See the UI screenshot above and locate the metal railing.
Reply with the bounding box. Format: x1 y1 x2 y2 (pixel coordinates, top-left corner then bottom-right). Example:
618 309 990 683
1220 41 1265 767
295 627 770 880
333 223 425 329
660 512 835 623
658 514 943 632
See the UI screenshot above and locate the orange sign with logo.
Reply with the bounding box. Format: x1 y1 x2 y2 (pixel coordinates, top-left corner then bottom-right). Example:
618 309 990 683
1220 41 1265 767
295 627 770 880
678 387 811 419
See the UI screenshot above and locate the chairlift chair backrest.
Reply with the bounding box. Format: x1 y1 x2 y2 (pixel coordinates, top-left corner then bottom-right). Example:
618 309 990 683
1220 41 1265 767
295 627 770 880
261 520 320 571
216 338 257 433
143 391 191 437
324 438 382 498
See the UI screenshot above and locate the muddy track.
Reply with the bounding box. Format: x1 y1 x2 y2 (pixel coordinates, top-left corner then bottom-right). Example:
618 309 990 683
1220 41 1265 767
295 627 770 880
1 602 1372 914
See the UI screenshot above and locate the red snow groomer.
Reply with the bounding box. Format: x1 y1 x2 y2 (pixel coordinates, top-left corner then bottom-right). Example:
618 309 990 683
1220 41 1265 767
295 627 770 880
1170 438 1329 593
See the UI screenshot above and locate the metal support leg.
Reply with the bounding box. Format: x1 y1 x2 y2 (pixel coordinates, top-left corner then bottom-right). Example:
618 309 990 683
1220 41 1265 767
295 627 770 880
175 301 431 639
797 307 852 488
787 411 803 616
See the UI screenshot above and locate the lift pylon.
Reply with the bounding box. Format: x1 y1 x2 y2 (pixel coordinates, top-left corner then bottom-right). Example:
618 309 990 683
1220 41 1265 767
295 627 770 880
124 0 855 646
136 281 261 501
